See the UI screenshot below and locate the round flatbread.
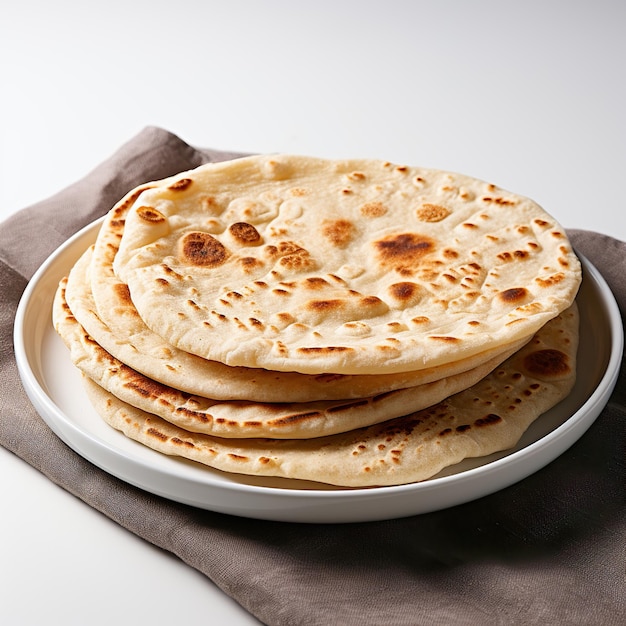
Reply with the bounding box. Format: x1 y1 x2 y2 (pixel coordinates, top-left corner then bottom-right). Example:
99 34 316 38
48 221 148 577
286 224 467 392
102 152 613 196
54 275 520 438
82 302 579 486
112 154 581 374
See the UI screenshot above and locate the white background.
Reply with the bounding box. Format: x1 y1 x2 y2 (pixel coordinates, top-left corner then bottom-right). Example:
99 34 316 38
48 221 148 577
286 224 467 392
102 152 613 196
1 1 624 624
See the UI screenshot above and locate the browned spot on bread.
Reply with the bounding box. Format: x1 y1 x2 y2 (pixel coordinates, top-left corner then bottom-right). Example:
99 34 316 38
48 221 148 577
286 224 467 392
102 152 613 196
180 232 229 267
146 427 168 441
211 310 228 322
201 196 219 210
306 299 345 312
536 272 565 288
159 264 185 280
304 276 330 289
175 407 210 423
474 413 502 427
322 219 355 247
388 281 421 305
360 202 387 217
482 196 517 206
269 241 315 271
498 287 529 304
276 312 295 324
523 349 570 377
429 335 460 342
515 302 543 316
227 453 249 461
327 273 347 285
167 437 194 449
505 318 530 327
297 346 353 356
229 222 262 244
264 244 278 259
238 256 265 273
274 340 288 356
498 249 531 262
248 317 264 329
168 178 193 191
360 295 385 308
417 267 440 282
374 233 435 271
122 371 173 399
112 282 133 306
417 204 450 222
136 206 166 223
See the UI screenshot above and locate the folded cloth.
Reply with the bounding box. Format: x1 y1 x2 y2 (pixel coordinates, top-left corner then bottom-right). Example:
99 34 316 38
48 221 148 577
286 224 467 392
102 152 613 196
1 127 624 626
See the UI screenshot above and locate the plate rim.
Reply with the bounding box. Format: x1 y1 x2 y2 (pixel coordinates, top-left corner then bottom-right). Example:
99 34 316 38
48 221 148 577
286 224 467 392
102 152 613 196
13 218 624 521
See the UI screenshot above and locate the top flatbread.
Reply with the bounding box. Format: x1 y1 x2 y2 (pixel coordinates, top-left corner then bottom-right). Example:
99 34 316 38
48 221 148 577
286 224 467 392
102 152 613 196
113 155 582 375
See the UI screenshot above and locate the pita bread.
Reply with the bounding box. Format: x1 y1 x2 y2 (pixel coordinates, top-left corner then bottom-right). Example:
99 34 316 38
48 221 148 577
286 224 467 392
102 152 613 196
54 275 521 438
113 155 581 374
81 303 578 486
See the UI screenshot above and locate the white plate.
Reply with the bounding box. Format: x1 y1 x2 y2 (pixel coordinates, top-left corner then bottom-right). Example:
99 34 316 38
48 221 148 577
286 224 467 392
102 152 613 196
14 219 623 523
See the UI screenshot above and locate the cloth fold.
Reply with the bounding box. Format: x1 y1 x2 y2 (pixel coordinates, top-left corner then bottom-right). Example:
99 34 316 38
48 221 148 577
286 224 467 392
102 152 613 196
1 127 624 626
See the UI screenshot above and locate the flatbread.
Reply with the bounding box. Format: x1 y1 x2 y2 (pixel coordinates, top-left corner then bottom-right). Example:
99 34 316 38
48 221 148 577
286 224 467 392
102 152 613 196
82 302 579 487
54 275 520 438
113 154 581 374
75 239 528 402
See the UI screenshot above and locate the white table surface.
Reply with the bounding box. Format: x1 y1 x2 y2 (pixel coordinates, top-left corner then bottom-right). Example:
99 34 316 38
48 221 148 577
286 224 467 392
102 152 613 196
1 2 624 624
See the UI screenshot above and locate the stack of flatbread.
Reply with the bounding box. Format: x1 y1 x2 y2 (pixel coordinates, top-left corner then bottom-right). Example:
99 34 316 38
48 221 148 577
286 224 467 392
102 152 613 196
52 154 582 487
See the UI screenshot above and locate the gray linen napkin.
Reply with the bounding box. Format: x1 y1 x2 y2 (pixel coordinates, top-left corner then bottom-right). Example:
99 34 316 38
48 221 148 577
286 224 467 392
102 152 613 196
1 127 624 626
